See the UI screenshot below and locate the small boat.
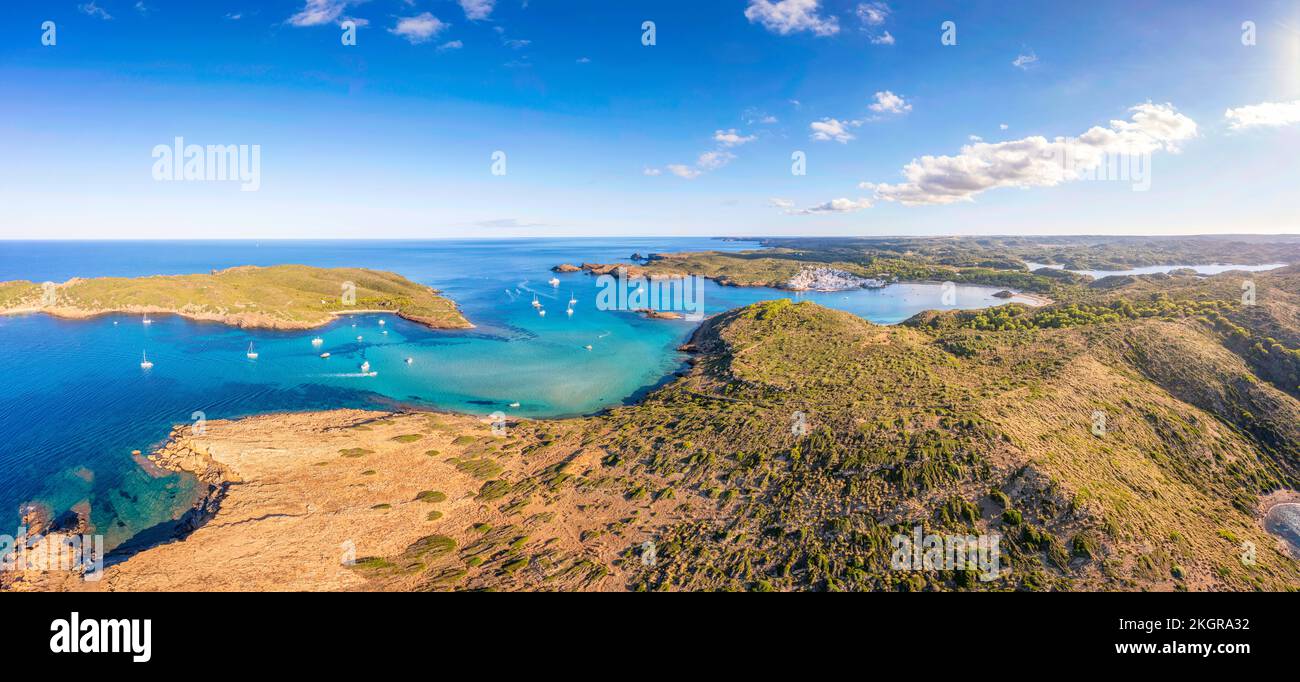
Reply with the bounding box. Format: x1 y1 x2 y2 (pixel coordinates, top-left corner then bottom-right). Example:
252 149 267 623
531 294 542 309
320 352 331 358
404 357 414 365
360 360 371 374
508 402 520 408
139 351 153 369
246 342 258 360
538 309 546 317
311 337 323 347
356 336 363 342
378 319 386 326
584 344 593 351
142 315 153 325
548 277 560 287
566 307 574 316
112 320 119 326
381 330 388 335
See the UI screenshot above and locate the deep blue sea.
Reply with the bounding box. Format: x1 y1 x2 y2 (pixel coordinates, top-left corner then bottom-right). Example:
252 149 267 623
0 239 1036 550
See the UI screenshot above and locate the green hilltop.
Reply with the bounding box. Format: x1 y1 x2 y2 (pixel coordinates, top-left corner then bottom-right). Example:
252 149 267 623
0 265 471 330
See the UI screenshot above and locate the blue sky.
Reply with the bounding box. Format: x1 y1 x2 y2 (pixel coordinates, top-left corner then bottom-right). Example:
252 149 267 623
1 0 1298 239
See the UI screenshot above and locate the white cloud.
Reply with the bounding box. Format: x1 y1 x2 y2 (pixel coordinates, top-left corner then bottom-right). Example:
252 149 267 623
743 108 778 125
856 2 889 26
697 150 736 170
745 0 839 37
458 0 495 21
810 117 860 143
78 2 112 20
864 102 1198 206
769 198 796 210
968 135 983 142
288 0 350 27
576 56 591 64
713 129 757 147
389 12 448 44
666 164 701 179
1224 99 1300 131
794 197 874 214
1012 52 1038 70
643 167 662 176
868 90 911 115
870 31 895 45
438 40 463 51
504 38 531 49
1000 123 1009 130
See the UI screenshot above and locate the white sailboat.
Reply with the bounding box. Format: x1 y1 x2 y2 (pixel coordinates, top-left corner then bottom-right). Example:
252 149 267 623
531 294 542 309
538 308 546 317
548 277 560 287
568 291 577 306
378 319 386 326
566 306 574 315
311 337 323 347
360 360 371 374
142 314 153 325
246 342 258 360
139 351 153 369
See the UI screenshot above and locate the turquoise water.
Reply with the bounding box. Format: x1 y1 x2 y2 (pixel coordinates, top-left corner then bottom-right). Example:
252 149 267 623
0 239 1034 549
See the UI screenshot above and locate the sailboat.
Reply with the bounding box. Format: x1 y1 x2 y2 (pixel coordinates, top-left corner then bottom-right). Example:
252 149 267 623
311 337 323 347
538 308 546 317
548 276 560 287
142 314 153 325
531 294 542 309
378 319 386 326
360 360 370 373
246 342 258 360
568 291 577 306
139 351 153 369
566 306 574 316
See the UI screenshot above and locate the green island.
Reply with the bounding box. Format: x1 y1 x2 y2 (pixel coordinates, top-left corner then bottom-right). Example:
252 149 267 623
0 264 471 330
